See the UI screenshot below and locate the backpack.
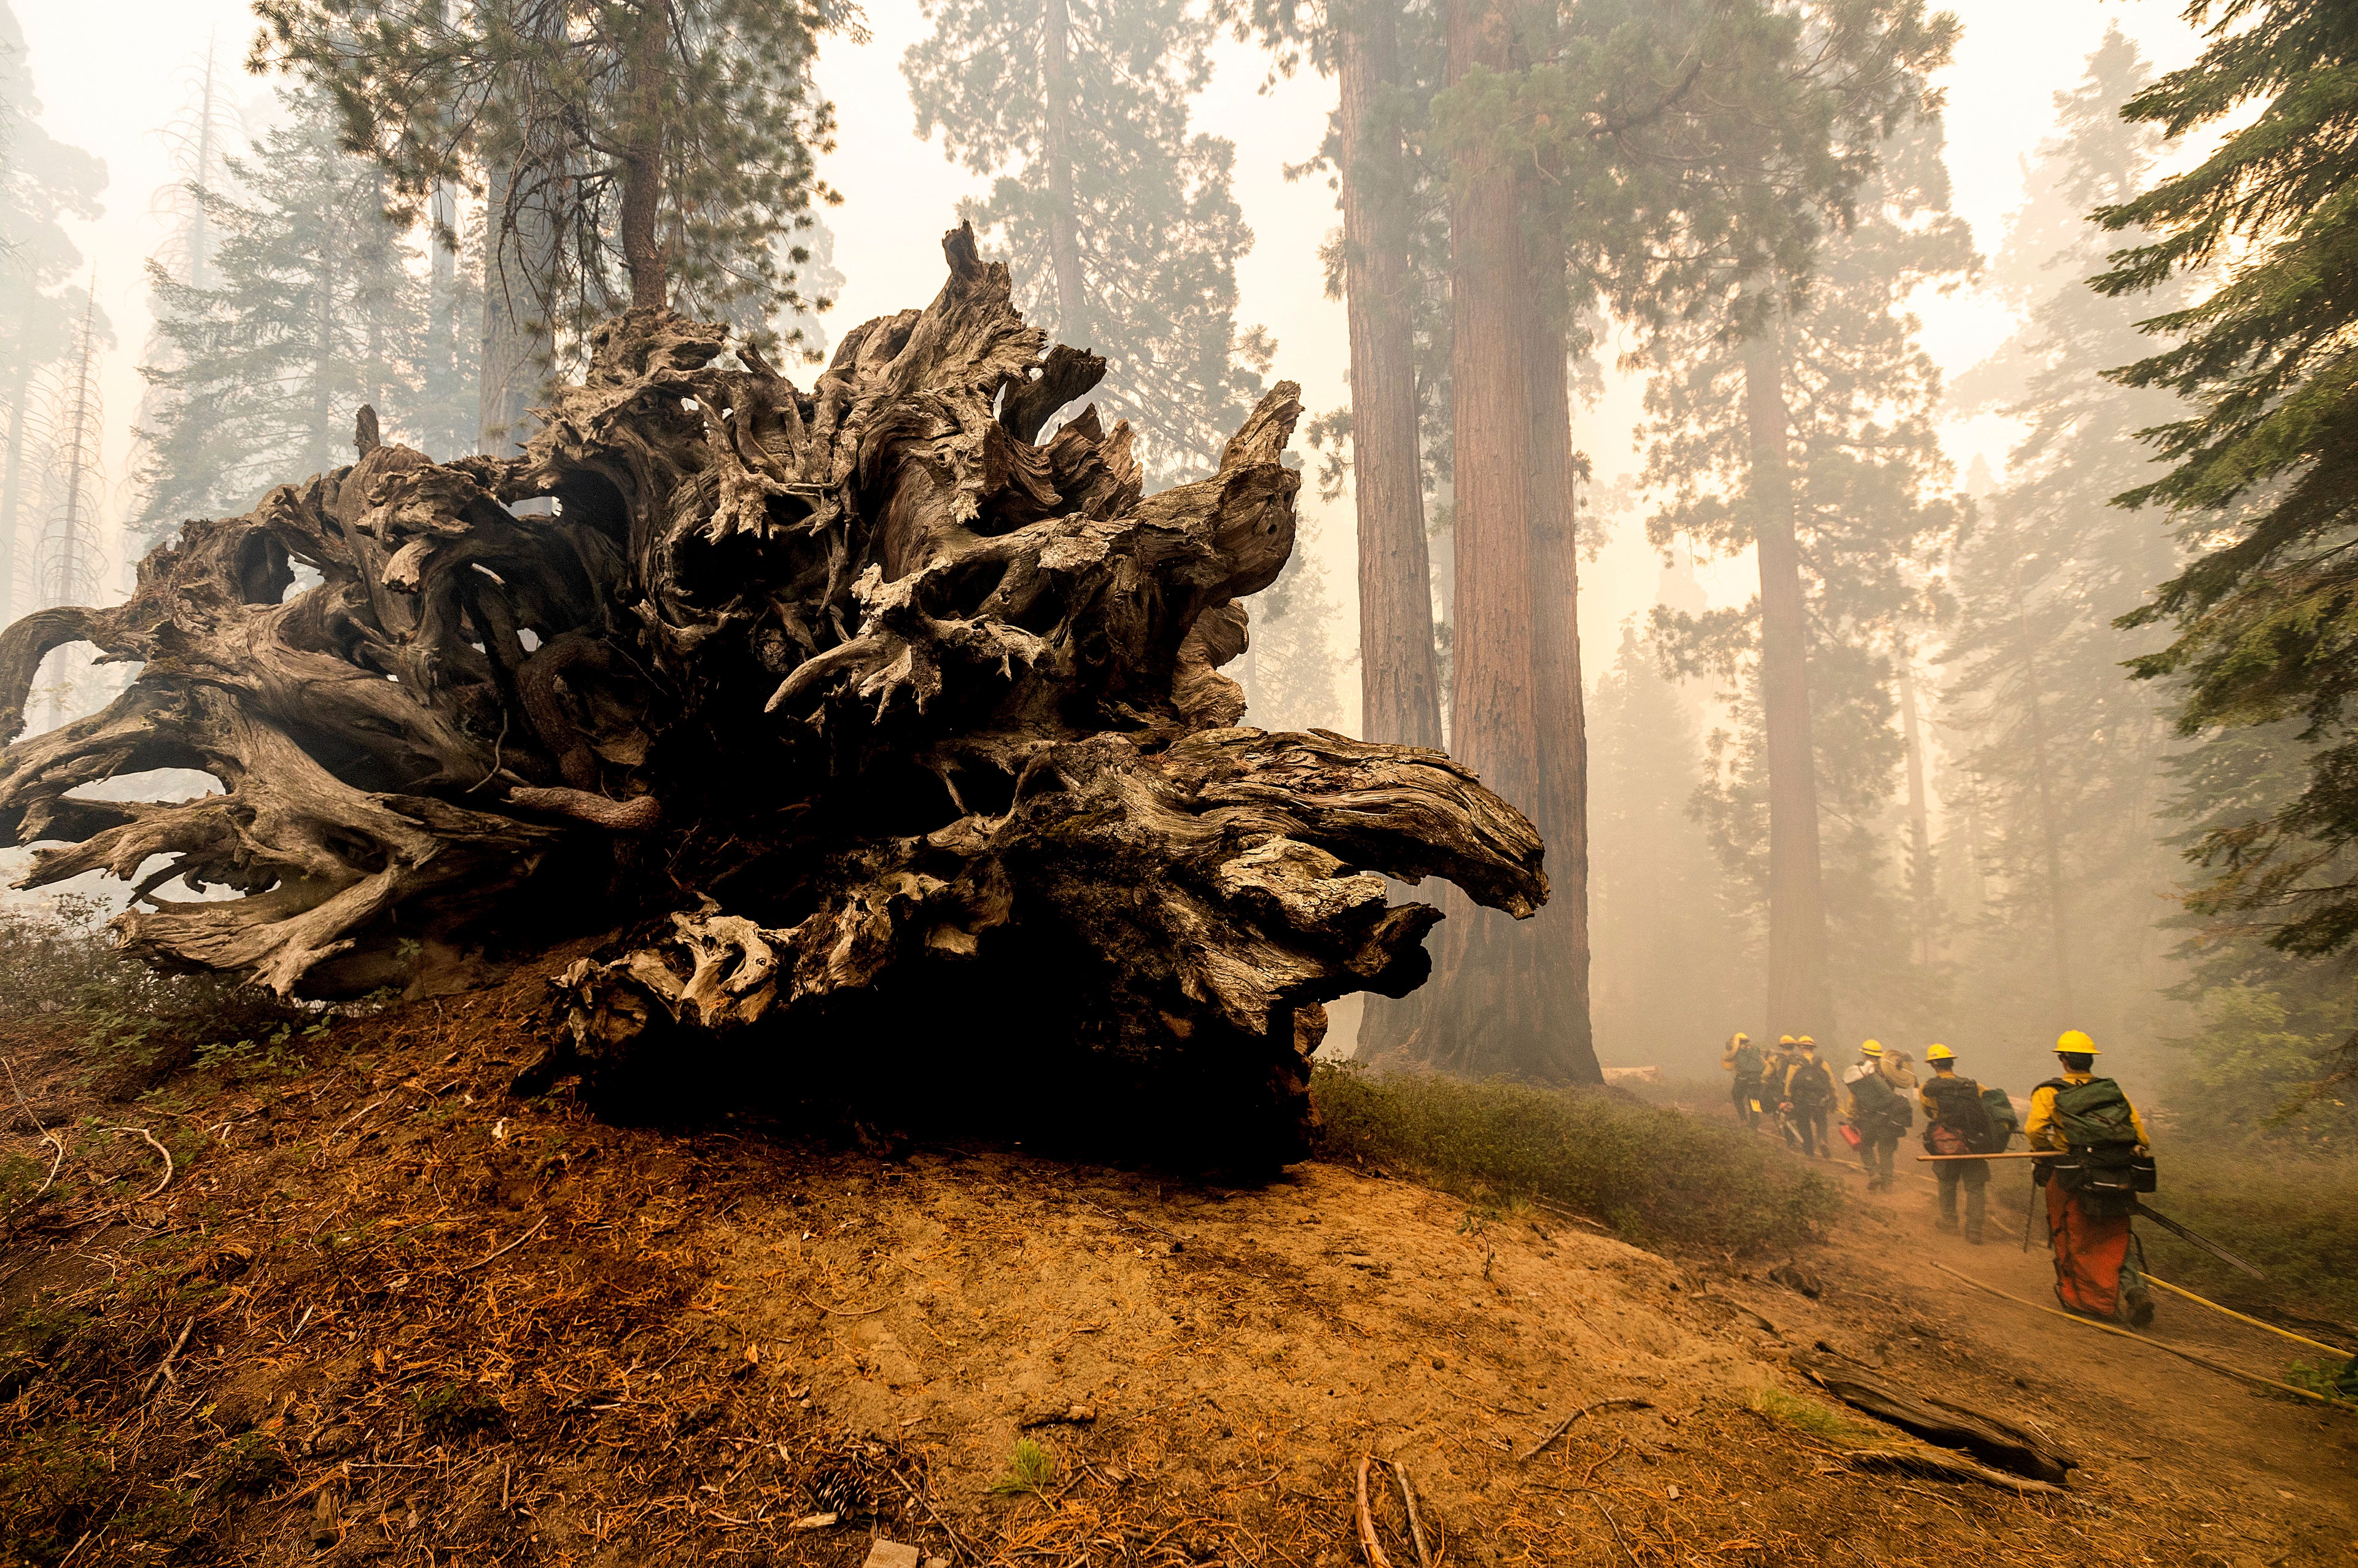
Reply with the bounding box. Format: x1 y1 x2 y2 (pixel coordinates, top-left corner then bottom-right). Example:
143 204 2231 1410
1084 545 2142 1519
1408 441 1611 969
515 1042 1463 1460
1788 1058 1834 1108
1976 1087 2021 1154
2039 1077 2140 1149
1921 1074 1992 1150
1732 1043 1765 1081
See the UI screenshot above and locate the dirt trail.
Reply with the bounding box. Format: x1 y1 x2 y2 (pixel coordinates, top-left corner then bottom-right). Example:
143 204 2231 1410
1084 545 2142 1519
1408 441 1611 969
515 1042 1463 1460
1756 1137 2358 1567
0 974 2353 1567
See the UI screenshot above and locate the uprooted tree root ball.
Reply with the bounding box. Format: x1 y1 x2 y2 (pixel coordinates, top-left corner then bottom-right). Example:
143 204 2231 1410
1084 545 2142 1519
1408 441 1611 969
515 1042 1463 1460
0 225 1543 1166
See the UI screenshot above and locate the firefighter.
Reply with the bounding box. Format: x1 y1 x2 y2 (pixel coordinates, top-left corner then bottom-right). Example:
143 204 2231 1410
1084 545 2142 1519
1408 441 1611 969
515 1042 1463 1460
1721 1033 1766 1130
1919 1045 1991 1243
2027 1030 2155 1326
1844 1041 1910 1191
1764 1036 1800 1146
1781 1036 1837 1158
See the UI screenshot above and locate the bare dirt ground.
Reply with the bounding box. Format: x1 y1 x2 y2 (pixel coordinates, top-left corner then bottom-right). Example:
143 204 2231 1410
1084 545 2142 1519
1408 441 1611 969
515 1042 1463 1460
1 971 2352 1567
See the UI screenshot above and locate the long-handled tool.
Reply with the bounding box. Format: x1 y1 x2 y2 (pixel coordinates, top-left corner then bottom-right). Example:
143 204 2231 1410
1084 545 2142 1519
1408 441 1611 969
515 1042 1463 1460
2130 1200 2265 1280
1916 1150 2071 1160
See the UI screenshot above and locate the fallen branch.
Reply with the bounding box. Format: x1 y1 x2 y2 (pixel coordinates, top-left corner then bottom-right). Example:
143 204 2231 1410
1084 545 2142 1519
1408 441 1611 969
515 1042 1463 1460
0 1054 63 1216
108 1126 173 1200
803 1292 890 1318
1837 1446 2064 1495
1518 1397 1655 1463
1354 1454 1392 1568
460 1214 549 1272
1389 1461 1433 1568
139 1318 195 1400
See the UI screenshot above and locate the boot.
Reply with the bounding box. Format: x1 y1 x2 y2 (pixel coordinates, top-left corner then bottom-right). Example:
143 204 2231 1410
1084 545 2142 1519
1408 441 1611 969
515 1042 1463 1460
1966 1230 1984 1245
2125 1287 2155 1329
1936 1216 1958 1233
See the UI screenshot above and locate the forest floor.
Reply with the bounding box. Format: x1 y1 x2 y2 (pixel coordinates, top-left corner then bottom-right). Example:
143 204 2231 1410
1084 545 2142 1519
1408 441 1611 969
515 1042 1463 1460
1 961 2352 1567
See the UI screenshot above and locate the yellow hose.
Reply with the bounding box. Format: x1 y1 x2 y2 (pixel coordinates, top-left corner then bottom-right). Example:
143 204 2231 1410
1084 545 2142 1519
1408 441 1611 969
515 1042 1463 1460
2141 1273 2355 1359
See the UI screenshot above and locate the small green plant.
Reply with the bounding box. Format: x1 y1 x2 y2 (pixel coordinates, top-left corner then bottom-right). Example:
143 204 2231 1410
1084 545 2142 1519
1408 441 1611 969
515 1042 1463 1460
411 1381 508 1442
2283 1356 2358 1405
206 1431 292 1497
1751 1388 1880 1447
989 1437 1056 1499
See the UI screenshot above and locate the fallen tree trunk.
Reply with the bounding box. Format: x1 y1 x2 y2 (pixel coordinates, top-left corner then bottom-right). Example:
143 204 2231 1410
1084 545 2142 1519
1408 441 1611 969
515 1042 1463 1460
0 226 1545 1166
1794 1349 2076 1486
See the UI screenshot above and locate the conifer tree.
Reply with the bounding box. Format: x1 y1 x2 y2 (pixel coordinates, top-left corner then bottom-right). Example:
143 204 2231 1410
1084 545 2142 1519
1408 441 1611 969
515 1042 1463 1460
134 87 430 532
2093 0 2358 990
1644 102 1972 1042
1940 28 2185 1050
903 0 1270 483
0 2 107 611
257 0 849 452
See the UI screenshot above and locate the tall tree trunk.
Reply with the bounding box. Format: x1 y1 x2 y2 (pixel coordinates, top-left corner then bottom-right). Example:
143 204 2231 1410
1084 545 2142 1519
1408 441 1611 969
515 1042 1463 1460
0 350 33 623
620 14 667 310
1743 322 1835 1044
1040 0 1089 345
1337 0 1441 750
1897 642 1937 969
1527 295 1599 1081
2015 581 2074 1021
477 158 557 460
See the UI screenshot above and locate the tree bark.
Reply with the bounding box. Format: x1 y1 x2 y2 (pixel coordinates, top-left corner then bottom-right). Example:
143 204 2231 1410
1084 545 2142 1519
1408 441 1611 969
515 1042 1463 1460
1526 302 1598 1081
1337 0 1442 751
0 227 1545 1170
620 10 668 311
1040 0 1090 347
1744 320 1834 1044
1897 642 1936 969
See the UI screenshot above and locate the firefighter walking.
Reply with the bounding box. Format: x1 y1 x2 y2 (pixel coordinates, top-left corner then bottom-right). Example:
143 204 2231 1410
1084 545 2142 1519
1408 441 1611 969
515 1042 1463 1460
1722 1033 1765 1130
2028 1030 2156 1327
1781 1037 1837 1158
1843 1041 1911 1190
1919 1046 1994 1243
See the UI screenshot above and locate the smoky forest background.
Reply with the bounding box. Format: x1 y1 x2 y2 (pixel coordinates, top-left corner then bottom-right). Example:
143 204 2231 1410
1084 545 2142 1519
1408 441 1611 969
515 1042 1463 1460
1 0 2354 1155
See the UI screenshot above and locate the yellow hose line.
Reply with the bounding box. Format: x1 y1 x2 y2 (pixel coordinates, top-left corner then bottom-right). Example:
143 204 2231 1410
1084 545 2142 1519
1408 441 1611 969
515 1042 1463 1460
2141 1273 2355 1360
1925 1261 2349 1409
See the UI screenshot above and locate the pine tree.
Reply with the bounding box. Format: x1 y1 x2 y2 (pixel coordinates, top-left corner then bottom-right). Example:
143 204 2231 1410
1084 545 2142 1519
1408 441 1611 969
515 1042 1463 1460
134 87 432 532
2091 0 2358 984
1644 101 1972 1043
1237 513 1347 733
0 1 107 613
1939 28 2187 1052
904 0 1270 484
258 0 849 452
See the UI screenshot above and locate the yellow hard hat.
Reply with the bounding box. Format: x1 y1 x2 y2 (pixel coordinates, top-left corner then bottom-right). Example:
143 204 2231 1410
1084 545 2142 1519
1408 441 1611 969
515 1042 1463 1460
1732 1032 1750 1044
1778 1035 1796 1046
2056 1030 2099 1055
1924 1043 1956 1062
1797 1035 1816 1047
1860 1039 1883 1057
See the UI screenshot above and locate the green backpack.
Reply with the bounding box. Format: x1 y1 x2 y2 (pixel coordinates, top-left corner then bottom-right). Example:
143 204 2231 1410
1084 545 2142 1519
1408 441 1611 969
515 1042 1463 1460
1732 1042 1765 1080
1977 1087 2020 1154
2042 1077 2141 1149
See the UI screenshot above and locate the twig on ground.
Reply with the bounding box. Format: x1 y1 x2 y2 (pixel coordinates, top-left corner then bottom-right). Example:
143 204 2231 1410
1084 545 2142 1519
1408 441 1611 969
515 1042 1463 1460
1519 1397 1655 1463
1390 1461 1433 1568
1587 1494 1640 1568
803 1292 890 1317
107 1126 173 1199
2 1054 64 1205
460 1214 548 1271
140 1319 195 1400
1355 1454 1393 1568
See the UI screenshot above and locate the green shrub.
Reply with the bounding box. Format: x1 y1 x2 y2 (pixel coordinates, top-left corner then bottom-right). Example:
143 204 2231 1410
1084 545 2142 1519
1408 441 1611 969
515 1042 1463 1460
989 1438 1056 1499
1310 1063 1839 1255
2136 1147 2358 1325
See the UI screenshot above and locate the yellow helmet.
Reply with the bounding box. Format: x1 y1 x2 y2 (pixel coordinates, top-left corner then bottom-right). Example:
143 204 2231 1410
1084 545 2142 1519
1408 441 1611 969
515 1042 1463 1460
2056 1030 2099 1055
1860 1039 1883 1057
1732 1032 1750 1044
1778 1035 1797 1046
1924 1043 1956 1062
1796 1035 1817 1048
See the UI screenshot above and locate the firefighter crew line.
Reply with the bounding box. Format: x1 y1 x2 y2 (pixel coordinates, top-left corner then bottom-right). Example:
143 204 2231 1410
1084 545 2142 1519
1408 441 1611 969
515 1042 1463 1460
1721 1028 2157 1328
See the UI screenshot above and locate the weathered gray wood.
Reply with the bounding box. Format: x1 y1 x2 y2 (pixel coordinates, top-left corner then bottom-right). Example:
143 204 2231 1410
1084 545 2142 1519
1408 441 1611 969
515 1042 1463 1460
1794 1348 2075 1485
0 224 1546 1164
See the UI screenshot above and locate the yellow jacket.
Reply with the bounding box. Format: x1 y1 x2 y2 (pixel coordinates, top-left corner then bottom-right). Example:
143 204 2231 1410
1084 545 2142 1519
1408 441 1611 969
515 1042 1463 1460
2025 1072 2152 1151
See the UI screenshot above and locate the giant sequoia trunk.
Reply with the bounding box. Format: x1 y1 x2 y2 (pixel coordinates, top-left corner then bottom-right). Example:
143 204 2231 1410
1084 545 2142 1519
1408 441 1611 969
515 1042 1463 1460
0 229 1543 1166
1744 323 1835 1043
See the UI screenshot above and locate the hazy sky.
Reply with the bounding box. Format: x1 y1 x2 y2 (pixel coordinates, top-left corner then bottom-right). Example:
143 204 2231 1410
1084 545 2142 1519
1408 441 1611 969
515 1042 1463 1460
18 0 2205 724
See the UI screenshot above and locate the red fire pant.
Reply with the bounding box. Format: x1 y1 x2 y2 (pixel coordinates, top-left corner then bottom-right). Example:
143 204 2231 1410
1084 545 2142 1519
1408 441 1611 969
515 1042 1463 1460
2046 1181 2133 1318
